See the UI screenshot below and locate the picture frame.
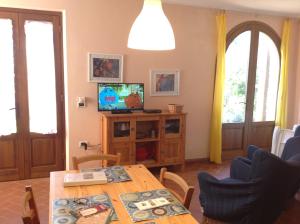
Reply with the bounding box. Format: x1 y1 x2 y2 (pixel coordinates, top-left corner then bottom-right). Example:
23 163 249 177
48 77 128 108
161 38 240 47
88 53 123 83
150 69 180 96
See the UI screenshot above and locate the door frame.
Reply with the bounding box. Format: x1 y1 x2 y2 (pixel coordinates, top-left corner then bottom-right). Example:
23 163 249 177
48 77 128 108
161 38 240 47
222 21 281 157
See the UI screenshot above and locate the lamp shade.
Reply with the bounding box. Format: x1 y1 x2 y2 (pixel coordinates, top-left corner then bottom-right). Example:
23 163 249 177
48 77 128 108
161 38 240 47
128 0 175 50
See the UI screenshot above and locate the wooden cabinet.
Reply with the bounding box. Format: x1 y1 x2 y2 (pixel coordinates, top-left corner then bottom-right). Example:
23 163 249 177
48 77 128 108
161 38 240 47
100 112 186 169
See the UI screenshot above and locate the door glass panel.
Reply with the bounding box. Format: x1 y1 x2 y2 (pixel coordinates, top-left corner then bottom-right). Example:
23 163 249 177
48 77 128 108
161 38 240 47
165 119 180 134
223 31 251 123
0 19 17 136
253 32 280 122
25 20 57 134
114 121 130 138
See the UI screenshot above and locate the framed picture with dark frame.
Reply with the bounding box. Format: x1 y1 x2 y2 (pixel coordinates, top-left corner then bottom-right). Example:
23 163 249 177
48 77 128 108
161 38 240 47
150 69 180 96
88 53 123 83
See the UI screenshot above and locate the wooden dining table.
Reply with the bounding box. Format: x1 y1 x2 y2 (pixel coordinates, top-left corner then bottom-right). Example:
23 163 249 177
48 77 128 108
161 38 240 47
49 164 199 224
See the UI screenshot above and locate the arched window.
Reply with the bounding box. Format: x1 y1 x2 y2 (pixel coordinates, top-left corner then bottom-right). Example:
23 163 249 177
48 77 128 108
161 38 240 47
222 21 280 153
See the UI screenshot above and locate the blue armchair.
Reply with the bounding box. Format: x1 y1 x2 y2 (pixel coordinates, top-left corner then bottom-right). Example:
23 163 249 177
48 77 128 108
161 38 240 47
198 149 300 224
238 136 300 167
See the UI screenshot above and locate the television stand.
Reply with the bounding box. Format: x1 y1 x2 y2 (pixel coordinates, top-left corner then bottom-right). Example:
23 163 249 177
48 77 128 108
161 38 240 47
111 110 132 114
100 111 186 170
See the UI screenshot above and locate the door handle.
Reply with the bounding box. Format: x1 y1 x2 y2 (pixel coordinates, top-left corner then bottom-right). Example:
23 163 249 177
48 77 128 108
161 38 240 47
239 102 246 104
9 107 16 110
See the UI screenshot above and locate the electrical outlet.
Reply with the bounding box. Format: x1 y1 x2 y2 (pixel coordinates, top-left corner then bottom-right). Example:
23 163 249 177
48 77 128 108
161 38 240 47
79 141 88 150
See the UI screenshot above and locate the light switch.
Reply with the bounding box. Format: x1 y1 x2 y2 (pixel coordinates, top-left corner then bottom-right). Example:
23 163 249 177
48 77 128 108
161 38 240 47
77 97 86 108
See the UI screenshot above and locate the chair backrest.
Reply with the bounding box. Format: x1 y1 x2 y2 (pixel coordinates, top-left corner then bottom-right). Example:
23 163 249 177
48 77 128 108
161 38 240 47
22 186 40 224
159 167 194 209
72 153 121 170
293 125 300 137
281 136 300 161
271 127 294 157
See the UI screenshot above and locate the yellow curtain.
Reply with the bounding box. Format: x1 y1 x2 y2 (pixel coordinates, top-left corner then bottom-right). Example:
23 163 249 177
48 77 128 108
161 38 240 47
275 19 291 128
209 12 226 164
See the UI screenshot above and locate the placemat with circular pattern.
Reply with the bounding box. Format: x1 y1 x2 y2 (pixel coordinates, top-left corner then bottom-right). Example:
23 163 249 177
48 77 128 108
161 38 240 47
120 189 190 222
52 193 118 224
80 166 132 183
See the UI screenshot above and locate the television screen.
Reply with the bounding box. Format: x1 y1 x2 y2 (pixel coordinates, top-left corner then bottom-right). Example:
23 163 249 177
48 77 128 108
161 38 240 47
98 83 144 111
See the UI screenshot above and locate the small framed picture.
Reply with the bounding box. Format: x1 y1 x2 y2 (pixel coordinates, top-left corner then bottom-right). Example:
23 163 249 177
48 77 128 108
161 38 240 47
150 70 180 96
88 53 123 83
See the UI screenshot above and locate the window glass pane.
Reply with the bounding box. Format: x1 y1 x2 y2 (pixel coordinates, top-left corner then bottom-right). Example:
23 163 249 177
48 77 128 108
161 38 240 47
25 20 57 134
0 19 17 136
223 31 251 123
253 32 280 122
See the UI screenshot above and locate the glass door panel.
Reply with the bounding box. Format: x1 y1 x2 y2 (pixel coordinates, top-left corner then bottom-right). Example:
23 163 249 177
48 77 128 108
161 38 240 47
113 121 131 138
164 117 182 138
0 19 17 136
253 32 280 122
165 119 180 134
24 20 57 134
223 31 251 123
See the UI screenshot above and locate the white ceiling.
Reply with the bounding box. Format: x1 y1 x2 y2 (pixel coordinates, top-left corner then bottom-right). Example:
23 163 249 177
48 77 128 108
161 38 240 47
164 0 300 17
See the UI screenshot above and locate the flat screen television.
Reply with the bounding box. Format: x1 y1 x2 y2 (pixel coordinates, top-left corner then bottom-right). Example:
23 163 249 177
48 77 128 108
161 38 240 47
98 83 144 111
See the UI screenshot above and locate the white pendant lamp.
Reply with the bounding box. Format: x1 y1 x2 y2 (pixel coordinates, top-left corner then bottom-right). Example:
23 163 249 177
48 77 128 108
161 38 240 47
128 0 175 50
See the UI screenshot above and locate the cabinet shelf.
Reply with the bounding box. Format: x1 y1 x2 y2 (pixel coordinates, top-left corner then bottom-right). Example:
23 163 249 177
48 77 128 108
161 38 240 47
136 138 159 142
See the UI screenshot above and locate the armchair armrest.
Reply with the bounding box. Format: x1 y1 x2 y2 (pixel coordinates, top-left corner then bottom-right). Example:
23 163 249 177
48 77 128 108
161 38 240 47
230 157 252 180
198 172 262 222
247 145 260 160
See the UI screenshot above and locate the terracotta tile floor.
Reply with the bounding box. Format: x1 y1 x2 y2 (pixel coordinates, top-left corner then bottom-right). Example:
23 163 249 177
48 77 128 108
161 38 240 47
0 177 49 224
0 161 299 224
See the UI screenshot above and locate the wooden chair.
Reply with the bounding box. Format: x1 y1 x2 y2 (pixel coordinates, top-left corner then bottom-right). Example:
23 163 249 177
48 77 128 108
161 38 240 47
22 186 40 224
159 167 194 209
72 153 121 170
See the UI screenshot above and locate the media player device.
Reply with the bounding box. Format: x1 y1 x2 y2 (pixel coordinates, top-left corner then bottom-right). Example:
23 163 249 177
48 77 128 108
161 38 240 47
143 109 162 114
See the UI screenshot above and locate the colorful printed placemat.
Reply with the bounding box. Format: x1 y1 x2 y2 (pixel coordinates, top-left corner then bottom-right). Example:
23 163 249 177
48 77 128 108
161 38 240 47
120 189 190 222
52 194 118 224
80 166 132 183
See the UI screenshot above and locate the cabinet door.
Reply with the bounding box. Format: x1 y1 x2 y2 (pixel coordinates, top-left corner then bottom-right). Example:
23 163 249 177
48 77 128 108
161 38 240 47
111 118 135 142
160 139 182 164
162 116 183 139
111 142 134 165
